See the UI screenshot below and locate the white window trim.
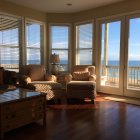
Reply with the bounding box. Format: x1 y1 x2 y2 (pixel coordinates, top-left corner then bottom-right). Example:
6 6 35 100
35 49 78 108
24 18 45 65
75 21 94 65
0 13 22 71
48 23 71 72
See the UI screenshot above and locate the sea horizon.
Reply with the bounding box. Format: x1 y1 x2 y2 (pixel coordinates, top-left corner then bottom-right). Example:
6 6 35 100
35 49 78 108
0 60 140 67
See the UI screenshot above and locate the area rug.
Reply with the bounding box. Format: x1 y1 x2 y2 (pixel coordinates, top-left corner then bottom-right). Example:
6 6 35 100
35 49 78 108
47 94 140 109
47 96 107 110
47 104 97 110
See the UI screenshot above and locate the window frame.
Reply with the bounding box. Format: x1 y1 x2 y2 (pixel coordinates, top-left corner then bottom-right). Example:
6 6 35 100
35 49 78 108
75 21 94 65
24 18 45 65
0 13 23 71
49 23 71 72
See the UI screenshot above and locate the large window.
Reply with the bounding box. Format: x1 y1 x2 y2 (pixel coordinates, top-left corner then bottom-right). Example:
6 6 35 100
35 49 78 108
50 25 70 71
76 23 93 65
0 15 21 71
0 14 45 71
26 21 44 64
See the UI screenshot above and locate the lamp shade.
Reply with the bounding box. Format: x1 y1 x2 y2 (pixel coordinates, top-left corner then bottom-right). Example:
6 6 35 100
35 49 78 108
50 54 60 64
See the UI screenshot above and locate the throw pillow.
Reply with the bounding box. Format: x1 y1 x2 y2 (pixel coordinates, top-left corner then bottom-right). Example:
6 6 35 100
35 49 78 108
73 71 90 81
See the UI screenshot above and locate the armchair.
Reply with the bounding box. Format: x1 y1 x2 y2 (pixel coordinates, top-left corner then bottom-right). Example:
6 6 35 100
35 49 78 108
19 65 62 100
65 65 96 103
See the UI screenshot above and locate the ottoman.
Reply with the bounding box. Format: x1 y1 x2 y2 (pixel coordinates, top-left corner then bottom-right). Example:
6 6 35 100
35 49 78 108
26 82 62 101
66 81 96 104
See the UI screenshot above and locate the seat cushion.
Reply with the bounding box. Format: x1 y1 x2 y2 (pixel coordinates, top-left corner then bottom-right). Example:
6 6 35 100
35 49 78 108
67 81 95 90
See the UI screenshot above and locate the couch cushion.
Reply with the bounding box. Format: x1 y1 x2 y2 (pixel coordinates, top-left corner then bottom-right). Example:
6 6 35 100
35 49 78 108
73 71 90 81
28 65 46 81
67 81 95 90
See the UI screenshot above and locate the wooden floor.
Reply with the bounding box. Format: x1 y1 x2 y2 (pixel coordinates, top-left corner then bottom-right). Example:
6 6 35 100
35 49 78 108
3 96 140 140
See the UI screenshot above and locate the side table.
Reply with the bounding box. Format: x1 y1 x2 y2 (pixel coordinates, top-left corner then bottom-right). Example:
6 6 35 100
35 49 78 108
55 74 68 104
57 74 67 89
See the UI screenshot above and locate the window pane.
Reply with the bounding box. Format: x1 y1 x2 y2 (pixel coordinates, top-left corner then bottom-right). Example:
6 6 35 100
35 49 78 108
26 22 42 64
50 25 69 72
78 49 92 65
76 23 93 65
27 48 40 64
0 28 19 46
100 21 121 87
51 26 68 49
127 18 140 89
26 24 41 48
0 15 20 71
77 24 93 49
0 47 19 69
52 50 68 71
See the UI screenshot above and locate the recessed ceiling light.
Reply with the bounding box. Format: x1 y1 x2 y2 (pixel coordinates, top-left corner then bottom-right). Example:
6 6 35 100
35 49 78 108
66 3 72 6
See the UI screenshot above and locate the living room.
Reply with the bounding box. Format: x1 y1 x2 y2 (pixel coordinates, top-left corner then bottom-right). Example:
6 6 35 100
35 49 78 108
0 0 140 139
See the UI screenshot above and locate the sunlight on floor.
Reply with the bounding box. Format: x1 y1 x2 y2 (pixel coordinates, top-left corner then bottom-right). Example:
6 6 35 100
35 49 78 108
104 96 140 106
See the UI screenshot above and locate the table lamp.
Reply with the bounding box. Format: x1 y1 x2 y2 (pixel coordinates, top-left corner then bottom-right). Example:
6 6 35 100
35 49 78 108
50 53 60 75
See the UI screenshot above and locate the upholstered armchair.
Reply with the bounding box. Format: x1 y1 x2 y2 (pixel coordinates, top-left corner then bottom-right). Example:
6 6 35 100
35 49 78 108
65 65 96 103
19 65 62 100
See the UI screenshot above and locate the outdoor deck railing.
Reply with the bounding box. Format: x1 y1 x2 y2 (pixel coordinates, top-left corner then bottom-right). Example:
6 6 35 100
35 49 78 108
128 66 140 87
1 64 140 87
102 65 140 87
0 64 19 69
0 64 19 72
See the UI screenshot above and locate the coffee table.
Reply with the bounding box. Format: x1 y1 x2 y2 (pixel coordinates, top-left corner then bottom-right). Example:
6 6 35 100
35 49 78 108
0 88 46 139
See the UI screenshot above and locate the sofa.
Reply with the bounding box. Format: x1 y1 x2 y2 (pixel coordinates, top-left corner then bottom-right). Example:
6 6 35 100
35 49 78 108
19 65 62 101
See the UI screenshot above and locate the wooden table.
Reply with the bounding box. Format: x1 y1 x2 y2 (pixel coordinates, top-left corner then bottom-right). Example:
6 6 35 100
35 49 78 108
0 88 46 139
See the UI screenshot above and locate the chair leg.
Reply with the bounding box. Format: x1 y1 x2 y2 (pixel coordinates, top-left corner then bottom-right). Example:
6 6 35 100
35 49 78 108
91 99 94 104
67 98 70 104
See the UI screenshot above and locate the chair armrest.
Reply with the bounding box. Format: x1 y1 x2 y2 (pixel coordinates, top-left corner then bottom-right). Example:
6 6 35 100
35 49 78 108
89 74 96 82
65 74 73 83
19 75 31 86
45 74 57 82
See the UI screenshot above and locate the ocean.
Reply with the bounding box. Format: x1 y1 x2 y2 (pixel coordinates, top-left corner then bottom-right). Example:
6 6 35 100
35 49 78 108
1 60 140 66
1 59 140 80
0 60 40 64
107 60 140 67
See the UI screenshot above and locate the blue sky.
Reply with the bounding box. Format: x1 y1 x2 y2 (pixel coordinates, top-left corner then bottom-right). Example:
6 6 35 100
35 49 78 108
129 18 140 60
102 18 140 61
101 21 121 61
51 24 93 65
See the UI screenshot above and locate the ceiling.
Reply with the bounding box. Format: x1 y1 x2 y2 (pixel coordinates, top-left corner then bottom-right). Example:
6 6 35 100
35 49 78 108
5 0 126 13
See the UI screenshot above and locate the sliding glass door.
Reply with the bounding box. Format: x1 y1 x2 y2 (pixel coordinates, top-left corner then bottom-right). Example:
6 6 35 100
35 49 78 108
98 15 140 98
98 18 124 95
